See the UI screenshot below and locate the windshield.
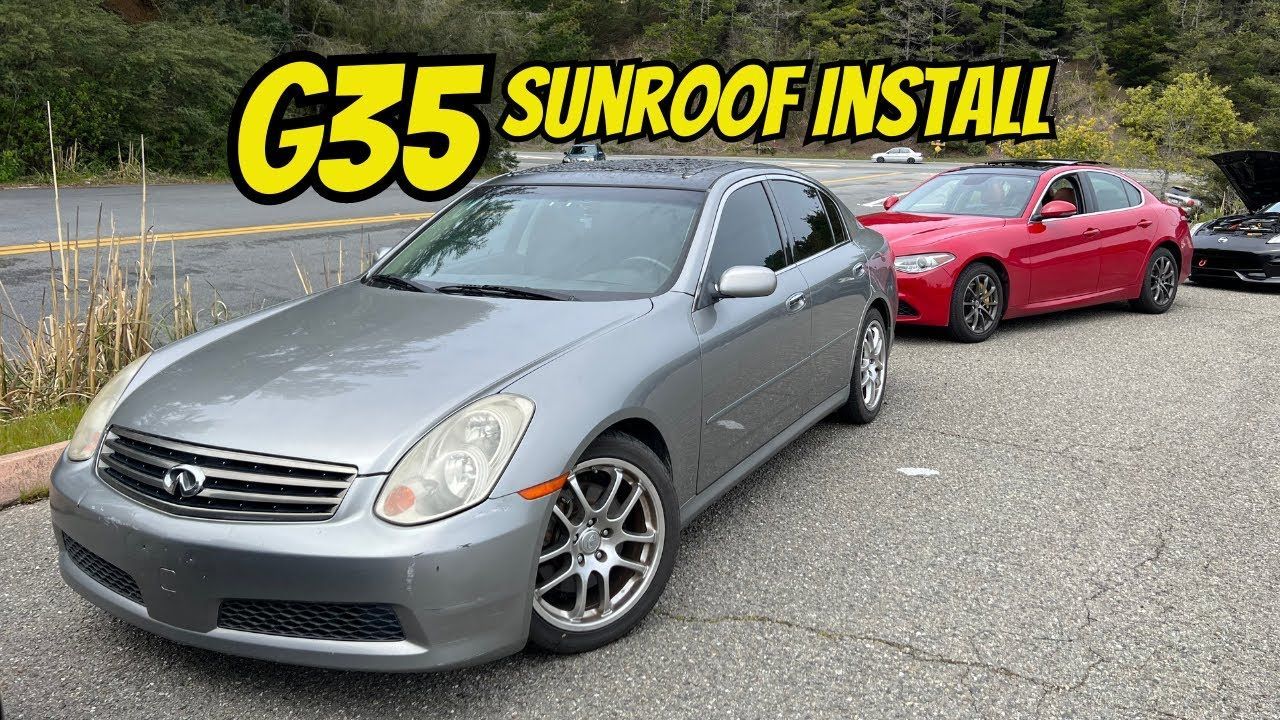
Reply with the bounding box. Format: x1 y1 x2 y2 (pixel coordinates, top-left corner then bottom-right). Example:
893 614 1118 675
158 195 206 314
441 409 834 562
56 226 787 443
569 145 593 155
376 185 702 299
1266 202 1280 213
892 172 1038 218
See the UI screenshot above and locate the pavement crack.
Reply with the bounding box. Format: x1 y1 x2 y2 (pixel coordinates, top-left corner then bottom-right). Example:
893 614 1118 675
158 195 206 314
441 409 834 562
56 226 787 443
1081 522 1174 630
900 423 1153 475
1177 300 1280 319
655 609 1104 693
902 424 1073 458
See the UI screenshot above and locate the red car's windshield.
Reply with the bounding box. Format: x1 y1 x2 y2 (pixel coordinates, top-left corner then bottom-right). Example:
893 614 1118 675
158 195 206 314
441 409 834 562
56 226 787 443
892 172 1038 218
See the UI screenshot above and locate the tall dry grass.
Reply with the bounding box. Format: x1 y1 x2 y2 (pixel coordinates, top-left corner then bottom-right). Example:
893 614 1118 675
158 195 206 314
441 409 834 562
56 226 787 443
292 235 376 295
0 106 220 419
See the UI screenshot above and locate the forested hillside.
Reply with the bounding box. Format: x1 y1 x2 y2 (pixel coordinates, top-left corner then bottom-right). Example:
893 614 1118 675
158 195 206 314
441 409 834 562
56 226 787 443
1 0 1275 191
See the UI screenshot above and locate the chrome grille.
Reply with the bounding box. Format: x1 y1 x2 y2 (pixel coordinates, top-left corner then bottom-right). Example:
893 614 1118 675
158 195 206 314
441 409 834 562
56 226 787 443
96 427 357 521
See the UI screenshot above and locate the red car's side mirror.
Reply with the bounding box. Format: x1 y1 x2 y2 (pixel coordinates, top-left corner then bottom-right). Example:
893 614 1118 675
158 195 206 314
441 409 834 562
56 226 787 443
1035 200 1077 221
883 195 901 211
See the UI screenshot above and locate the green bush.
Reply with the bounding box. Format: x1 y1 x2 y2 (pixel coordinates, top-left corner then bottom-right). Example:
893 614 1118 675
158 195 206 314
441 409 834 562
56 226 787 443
0 0 269 176
0 151 21 183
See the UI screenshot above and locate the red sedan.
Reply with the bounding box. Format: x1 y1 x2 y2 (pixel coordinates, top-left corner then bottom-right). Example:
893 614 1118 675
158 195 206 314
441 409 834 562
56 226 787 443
860 160 1192 342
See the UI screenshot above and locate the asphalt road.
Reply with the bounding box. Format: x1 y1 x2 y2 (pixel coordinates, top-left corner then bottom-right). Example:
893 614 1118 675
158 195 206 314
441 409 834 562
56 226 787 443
2 280 1277 719
0 153 949 332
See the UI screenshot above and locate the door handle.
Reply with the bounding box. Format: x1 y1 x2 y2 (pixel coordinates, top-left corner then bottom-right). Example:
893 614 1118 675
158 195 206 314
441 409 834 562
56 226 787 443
785 292 807 312
1137 219 1153 228
1082 228 1100 238
838 263 867 284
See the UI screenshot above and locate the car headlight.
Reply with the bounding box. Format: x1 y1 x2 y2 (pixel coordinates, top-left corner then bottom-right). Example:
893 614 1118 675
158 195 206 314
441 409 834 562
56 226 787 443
1190 222 1204 236
66 353 150 461
894 253 956 274
1268 235 1280 244
375 394 534 525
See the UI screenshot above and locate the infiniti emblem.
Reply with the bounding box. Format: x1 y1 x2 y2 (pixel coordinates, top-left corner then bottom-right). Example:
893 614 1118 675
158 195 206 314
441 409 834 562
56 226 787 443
578 528 602 555
1218 237 1229 244
163 464 206 499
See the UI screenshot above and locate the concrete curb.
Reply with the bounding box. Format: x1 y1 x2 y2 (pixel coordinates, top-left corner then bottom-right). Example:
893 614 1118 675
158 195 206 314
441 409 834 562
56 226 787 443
0 441 65 508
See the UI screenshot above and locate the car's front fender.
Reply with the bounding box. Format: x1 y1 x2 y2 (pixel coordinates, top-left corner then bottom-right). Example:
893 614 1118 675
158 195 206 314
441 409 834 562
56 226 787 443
490 293 702 505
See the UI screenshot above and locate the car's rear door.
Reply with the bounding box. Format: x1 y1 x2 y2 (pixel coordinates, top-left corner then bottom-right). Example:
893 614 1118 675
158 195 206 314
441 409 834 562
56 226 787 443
1082 171 1151 292
694 181 813 492
768 179 869 407
1019 171 1101 302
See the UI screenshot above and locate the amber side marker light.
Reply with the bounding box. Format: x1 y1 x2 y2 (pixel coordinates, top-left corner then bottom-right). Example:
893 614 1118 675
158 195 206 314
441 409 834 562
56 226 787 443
518 473 569 500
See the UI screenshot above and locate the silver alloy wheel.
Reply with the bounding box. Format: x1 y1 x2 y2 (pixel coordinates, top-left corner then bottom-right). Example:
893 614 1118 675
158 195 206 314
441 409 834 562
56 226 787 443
962 273 1001 334
859 320 887 409
533 458 665 632
1150 255 1177 306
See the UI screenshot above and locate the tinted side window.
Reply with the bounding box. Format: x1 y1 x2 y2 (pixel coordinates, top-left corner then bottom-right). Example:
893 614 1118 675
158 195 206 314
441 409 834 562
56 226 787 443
706 183 787 291
820 192 850 242
771 180 836 262
1123 180 1143 206
1089 172 1137 211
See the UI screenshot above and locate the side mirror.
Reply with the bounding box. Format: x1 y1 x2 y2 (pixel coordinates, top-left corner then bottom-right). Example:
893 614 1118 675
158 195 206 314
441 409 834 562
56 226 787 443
715 266 777 299
1034 200 1077 221
374 246 392 260
883 195 901 211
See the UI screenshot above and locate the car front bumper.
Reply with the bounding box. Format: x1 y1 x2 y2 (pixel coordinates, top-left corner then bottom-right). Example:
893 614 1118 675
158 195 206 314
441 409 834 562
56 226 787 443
1190 247 1280 284
893 265 957 327
49 454 553 672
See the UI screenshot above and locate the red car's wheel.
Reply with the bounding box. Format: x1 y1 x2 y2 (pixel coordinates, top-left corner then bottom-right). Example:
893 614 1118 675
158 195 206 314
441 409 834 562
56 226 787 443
947 262 1004 343
1131 247 1179 314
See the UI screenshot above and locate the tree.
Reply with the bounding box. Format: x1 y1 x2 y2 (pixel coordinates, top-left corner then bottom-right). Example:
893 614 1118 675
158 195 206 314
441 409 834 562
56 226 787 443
1118 72 1257 192
976 0 1052 59
0 0 268 175
1004 116 1117 161
1097 0 1174 86
801 0 884 61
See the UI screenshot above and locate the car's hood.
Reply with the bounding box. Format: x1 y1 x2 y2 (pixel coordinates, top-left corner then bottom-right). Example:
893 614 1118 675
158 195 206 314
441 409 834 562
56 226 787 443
1209 150 1280 213
858 211 1008 252
112 282 651 473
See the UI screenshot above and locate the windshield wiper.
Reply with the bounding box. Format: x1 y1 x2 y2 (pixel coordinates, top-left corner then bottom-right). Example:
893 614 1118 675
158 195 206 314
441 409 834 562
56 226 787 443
435 284 575 301
364 274 434 293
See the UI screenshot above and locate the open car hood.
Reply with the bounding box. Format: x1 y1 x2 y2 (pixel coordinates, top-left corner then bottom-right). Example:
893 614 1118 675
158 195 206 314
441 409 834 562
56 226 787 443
1210 151 1280 213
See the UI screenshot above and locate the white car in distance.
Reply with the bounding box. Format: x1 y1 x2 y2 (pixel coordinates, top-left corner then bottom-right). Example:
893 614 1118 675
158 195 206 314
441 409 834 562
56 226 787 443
871 147 923 164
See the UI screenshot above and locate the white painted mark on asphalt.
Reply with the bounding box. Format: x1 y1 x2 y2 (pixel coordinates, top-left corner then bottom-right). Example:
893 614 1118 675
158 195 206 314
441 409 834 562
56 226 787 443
864 193 902 208
896 467 940 477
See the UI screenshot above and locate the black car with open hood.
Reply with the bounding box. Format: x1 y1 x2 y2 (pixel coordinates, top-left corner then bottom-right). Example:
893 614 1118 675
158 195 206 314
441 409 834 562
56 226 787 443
1190 150 1280 285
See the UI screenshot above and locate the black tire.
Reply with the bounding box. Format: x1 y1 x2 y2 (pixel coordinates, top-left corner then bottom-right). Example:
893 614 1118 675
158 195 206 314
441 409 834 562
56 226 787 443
1130 247 1179 313
907 157 917 164
947 262 1004 343
838 308 889 424
528 432 679 654
876 157 885 163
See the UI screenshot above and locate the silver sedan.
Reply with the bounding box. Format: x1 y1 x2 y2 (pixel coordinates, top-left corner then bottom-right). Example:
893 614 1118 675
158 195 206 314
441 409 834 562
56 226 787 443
49 159 896 671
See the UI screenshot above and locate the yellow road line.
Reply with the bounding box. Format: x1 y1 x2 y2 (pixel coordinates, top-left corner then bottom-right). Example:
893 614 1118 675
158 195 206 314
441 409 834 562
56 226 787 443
823 171 906 186
0 211 435 258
